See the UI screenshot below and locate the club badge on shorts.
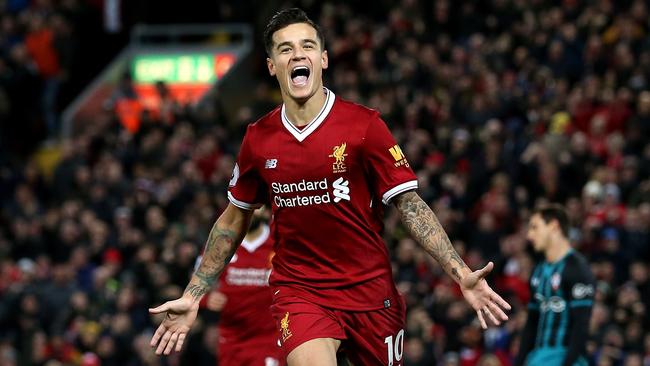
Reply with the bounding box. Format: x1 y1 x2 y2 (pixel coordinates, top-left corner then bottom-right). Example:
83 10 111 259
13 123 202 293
281 312 293 342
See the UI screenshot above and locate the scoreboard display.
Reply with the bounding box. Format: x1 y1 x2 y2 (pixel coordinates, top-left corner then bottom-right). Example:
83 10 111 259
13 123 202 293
132 53 236 84
130 52 237 107
62 24 252 137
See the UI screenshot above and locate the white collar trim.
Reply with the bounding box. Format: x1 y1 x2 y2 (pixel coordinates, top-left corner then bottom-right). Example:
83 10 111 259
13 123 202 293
281 88 335 142
241 225 270 253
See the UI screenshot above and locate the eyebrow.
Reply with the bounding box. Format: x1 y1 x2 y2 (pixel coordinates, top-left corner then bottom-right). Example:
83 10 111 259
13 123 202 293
275 39 318 50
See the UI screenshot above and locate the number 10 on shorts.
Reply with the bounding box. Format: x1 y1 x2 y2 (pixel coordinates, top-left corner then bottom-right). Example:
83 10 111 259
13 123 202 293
384 329 404 366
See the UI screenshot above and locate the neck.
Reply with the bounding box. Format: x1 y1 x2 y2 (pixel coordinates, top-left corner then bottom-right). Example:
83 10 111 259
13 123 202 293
244 224 267 243
545 236 571 263
284 87 327 127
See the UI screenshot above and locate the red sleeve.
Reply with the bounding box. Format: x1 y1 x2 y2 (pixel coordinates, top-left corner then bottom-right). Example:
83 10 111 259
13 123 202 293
227 127 268 209
362 116 418 205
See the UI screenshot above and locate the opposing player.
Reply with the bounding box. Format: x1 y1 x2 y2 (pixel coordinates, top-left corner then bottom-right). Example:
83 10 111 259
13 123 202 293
201 207 279 366
515 205 595 366
149 8 510 366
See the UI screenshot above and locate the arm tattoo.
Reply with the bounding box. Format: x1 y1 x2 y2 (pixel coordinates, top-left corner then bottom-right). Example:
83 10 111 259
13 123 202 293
184 223 240 301
394 191 466 281
185 284 209 299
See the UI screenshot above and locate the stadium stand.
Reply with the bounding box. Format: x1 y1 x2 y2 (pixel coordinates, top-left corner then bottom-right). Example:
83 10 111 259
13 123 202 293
1 1 649 365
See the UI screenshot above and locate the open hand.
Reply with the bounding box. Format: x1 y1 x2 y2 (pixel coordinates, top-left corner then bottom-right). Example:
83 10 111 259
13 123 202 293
149 295 198 355
460 262 511 329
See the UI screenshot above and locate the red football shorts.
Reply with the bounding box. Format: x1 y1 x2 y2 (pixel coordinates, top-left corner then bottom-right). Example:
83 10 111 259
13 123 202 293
270 291 406 366
218 338 281 366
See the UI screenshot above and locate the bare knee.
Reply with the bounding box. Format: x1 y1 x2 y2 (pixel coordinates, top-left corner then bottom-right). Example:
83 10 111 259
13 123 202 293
287 338 341 366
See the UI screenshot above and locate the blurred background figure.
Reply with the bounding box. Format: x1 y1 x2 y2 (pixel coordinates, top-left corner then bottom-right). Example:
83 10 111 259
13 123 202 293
200 207 279 366
516 205 595 366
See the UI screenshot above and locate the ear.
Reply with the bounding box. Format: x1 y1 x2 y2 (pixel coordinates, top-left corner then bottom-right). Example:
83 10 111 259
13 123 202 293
321 50 328 70
267 57 276 76
549 219 561 233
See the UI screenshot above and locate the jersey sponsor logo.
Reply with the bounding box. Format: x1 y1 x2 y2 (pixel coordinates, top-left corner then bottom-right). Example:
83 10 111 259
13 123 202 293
545 296 566 313
328 143 348 173
388 144 404 161
389 144 409 168
225 267 271 286
280 312 293 343
551 273 561 291
332 177 350 202
572 283 594 299
272 179 329 193
265 159 278 169
271 177 352 207
229 163 240 187
535 294 567 313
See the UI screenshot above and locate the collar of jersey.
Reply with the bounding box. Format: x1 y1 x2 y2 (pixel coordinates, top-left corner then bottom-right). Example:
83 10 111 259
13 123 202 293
241 224 270 253
545 248 574 265
281 88 335 142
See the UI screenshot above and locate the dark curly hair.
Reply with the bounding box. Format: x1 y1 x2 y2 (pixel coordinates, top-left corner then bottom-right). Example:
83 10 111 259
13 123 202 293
263 8 325 56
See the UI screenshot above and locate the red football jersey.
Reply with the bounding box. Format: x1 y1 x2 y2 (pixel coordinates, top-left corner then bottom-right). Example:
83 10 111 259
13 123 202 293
217 225 276 343
228 89 418 310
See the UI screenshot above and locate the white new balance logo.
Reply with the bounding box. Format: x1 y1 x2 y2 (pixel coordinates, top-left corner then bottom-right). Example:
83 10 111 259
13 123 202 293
332 177 350 202
265 159 278 169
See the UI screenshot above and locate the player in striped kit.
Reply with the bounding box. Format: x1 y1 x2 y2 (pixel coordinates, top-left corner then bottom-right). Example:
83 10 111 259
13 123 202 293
516 205 596 366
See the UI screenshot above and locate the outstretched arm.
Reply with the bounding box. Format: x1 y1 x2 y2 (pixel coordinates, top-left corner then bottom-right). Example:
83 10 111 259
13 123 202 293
393 191 511 328
184 204 251 301
149 203 253 355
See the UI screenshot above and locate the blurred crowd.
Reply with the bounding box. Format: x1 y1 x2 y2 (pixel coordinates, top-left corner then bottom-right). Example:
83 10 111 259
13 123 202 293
0 0 121 155
0 0 72 153
2 0 650 366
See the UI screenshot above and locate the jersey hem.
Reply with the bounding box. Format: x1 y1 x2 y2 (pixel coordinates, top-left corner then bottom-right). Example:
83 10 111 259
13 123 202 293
228 191 263 210
270 284 396 311
382 180 419 204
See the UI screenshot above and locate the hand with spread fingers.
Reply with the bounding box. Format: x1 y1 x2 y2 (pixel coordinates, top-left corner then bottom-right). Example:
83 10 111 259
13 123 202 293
148 295 198 355
459 261 512 329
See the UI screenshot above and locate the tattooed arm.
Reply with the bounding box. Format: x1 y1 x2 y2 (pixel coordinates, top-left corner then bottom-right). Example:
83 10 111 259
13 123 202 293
184 204 251 302
393 191 511 328
149 203 253 355
393 191 467 281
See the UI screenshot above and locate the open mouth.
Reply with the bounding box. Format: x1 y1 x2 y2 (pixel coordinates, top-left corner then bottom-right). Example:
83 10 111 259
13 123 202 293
290 66 310 87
